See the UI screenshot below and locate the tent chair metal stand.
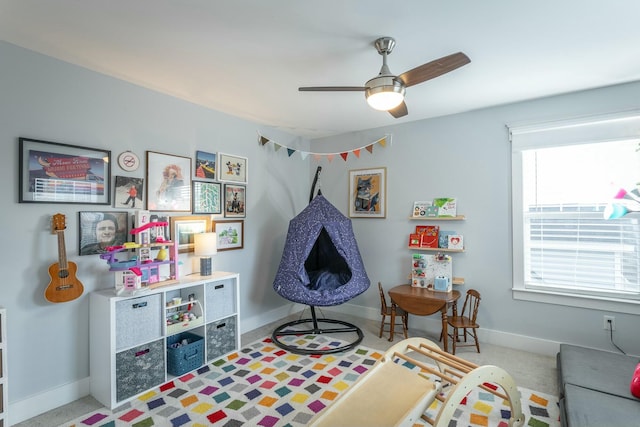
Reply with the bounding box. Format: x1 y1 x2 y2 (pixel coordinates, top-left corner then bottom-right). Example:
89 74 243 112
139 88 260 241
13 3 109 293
271 167 370 355
271 306 364 355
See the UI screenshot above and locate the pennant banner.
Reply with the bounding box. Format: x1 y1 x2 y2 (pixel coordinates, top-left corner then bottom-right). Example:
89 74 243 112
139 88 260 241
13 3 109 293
257 133 391 162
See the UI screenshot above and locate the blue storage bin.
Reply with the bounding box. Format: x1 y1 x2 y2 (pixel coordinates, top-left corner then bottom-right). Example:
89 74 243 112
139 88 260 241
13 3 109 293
166 332 204 376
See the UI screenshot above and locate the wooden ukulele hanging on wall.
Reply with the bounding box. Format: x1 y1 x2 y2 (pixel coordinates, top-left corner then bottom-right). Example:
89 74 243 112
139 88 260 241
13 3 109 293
45 213 84 303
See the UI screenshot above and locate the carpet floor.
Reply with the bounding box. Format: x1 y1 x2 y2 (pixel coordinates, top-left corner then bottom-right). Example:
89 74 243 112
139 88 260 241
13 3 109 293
62 335 559 427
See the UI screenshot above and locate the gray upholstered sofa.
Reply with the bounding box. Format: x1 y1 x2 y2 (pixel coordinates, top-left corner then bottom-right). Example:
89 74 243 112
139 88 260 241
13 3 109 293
557 343 640 426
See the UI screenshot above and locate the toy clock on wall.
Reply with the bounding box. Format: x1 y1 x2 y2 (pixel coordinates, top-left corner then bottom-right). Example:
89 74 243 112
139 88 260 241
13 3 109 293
117 151 140 172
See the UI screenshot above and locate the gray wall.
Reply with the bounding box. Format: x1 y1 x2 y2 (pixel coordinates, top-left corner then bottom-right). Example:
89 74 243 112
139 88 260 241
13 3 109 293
3 39 640 422
314 82 640 356
0 41 310 421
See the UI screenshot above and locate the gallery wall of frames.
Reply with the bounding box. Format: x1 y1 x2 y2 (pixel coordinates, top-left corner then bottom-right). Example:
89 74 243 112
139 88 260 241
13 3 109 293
19 137 247 257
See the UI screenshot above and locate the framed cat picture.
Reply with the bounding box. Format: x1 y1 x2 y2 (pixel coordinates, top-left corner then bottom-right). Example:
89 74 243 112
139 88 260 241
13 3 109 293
348 167 386 218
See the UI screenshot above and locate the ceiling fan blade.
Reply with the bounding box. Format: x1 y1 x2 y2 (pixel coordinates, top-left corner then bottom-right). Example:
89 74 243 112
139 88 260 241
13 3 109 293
388 101 408 118
398 52 470 87
299 86 365 92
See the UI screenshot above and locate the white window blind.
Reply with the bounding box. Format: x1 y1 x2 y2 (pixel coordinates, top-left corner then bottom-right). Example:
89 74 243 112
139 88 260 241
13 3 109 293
510 111 640 307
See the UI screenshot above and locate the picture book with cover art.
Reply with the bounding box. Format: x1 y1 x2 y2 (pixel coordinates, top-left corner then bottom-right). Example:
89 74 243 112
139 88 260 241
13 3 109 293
433 197 457 217
419 225 439 248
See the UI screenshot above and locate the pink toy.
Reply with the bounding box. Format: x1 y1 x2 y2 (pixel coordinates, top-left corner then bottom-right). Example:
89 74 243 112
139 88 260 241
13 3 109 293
631 363 640 398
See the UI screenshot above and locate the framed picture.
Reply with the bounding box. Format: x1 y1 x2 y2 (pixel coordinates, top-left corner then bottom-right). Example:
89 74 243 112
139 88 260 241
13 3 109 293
195 150 217 180
223 184 246 218
79 211 128 256
148 213 170 242
349 167 387 218
146 151 192 212
214 220 244 251
218 152 248 184
193 180 222 214
114 176 144 210
170 215 212 253
19 137 111 204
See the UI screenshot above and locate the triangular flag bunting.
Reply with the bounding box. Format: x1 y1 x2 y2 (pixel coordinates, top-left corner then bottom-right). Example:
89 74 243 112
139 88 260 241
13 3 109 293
258 133 390 161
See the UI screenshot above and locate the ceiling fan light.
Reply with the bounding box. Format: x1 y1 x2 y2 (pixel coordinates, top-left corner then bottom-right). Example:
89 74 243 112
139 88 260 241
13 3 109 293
365 76 405 111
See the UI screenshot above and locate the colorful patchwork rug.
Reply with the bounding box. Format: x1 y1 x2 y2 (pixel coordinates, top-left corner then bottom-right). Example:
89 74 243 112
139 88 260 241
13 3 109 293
62 335 559 426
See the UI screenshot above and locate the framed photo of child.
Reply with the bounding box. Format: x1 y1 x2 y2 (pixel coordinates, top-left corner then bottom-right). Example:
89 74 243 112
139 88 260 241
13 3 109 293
114 176 144 210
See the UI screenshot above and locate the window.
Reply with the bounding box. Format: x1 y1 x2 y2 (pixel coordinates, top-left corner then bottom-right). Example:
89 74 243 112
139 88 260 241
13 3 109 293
510 111 640 313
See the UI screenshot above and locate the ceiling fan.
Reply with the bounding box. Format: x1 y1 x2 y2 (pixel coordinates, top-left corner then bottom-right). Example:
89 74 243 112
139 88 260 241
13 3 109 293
299 37 470 118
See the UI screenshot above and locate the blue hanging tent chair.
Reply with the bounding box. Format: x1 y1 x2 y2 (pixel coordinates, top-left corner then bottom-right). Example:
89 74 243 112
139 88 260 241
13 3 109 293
272 167 370 354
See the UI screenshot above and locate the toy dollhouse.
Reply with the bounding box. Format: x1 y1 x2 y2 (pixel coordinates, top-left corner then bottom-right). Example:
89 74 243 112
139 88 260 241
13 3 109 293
100 210 179 295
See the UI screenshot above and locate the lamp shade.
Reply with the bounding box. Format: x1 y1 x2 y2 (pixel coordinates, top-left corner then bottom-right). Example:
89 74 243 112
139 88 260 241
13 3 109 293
194 232 217 256
365 75 405 111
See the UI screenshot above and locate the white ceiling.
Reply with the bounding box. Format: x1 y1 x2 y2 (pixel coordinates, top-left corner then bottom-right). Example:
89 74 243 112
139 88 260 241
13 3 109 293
2 1 640 139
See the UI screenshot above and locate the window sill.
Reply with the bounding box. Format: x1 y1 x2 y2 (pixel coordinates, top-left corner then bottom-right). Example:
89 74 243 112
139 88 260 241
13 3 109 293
512 288 640 315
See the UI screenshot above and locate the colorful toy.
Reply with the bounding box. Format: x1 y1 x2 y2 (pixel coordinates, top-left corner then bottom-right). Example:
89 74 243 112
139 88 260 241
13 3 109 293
100 210 179 295
631 363 640 398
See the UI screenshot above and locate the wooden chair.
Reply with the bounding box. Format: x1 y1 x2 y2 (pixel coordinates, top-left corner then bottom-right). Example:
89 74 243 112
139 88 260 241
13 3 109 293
378 282 408 341
446 289 481 354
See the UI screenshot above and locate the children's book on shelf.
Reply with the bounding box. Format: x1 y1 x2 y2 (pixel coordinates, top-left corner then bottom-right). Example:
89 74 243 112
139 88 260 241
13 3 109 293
433 197 457 217
448 234 464 250
438 230 456 249
415 225 429 235
419 225 439 248
409 233 421 248
412 201 432 218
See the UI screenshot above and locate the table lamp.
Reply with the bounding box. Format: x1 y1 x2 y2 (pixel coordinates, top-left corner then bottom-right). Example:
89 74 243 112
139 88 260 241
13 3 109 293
194 232 217 276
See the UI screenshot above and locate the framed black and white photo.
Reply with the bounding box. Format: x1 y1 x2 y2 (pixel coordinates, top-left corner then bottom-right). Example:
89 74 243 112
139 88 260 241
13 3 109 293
79 211 128 256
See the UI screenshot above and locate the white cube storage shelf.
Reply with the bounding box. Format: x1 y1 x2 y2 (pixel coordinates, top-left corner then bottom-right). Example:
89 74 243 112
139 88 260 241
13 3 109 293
90 272 240 409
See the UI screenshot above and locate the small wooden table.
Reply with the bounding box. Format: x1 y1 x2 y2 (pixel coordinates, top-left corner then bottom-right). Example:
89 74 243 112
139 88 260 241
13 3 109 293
388 284 461 353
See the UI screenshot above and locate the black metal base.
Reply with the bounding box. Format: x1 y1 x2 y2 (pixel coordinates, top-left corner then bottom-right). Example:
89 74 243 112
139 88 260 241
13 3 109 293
272 306 364 355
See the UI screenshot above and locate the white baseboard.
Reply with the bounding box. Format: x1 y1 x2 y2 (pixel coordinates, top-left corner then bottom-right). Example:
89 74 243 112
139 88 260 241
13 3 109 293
323 303 562 357
240 303 303 334
9 377 90 425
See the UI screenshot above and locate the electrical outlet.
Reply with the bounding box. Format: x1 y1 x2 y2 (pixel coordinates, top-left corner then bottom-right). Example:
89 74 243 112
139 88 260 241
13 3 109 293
604 315 616 331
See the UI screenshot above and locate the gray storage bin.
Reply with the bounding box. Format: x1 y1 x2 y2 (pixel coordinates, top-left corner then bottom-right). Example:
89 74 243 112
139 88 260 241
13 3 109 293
115 294 162 350
115 339 165 402
206 315 237 362
205 280 236 320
